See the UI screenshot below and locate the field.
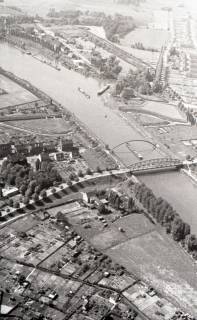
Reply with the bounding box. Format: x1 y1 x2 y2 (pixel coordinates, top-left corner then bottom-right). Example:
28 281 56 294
0 74 37 109
106 229 197 314
8 118 72 135
65 204 197 315
133 113 169 125
121 28 170 49
82 149 116 171
90 214 155 250
147 122 197 159
142 101 186 121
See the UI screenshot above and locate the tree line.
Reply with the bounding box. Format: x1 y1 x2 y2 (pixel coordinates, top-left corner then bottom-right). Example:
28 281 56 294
105 182 197 260
133 182 197 259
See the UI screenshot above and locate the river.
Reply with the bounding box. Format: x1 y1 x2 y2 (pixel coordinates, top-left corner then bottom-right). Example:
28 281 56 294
140 171 197 234
1 42 197 234
0 42 162 166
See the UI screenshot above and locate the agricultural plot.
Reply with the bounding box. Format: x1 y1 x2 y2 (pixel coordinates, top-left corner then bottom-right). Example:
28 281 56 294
106 229 197 315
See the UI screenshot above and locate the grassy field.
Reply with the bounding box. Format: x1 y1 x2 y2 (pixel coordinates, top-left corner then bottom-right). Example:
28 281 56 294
142 101 186 121
106 229 197 314
121 28 170 49
90 214 155 250
8 118 72 135
0 75 37 109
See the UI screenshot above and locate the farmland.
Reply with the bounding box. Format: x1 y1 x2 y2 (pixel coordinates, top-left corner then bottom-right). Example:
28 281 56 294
51 196 197 315
106 229 197 314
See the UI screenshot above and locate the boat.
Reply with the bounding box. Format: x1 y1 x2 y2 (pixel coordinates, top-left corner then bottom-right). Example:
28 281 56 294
78 87 85 94
78 88 90 99
97 84 110 96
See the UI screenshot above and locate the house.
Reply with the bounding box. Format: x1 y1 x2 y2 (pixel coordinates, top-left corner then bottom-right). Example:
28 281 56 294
49 152 72 161
81 192 89 204
39 151 50 162
0 143 12 159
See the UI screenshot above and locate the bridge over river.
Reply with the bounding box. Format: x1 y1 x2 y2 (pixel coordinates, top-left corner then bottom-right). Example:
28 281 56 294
127 157 183 174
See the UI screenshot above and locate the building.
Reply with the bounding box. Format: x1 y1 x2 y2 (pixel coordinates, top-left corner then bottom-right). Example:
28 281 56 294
49 152 72 161
59 139 79 157
0 143 12 158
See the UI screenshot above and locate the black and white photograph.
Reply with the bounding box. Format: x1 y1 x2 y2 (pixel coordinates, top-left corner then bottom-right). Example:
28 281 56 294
0 0 197 319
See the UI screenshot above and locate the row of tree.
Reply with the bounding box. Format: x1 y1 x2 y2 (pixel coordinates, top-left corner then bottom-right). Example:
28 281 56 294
133 183 197 258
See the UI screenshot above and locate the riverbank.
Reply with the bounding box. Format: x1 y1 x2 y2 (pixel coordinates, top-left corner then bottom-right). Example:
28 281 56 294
2 36 173 161
0 65 120 173
2 35 98 78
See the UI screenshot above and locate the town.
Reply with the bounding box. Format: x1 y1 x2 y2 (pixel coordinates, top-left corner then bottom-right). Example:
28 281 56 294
0 0 197 319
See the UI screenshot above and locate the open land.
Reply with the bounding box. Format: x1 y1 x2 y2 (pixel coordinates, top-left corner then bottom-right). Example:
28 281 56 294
0 74 37 109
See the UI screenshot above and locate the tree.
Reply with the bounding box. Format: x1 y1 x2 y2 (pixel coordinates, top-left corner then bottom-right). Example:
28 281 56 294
127 197 134 211
7 173 15 186
98 202 107 215
8 199 14 207
96 166 102 173
40 189 47 200
153 81 163 93
14 202 20 209
185 234 197 252
32 193 39 203
78 170 83 177
67 179 72 187
25 188 32 198
86 168 92 175
69 173 75 181
29 180 37 192
51 188 56 194
20 184 27 196
171 217 186 241
23 197 30 205
35 158 41 171
183 223 190 238
114 196 121 209
35 186 41 194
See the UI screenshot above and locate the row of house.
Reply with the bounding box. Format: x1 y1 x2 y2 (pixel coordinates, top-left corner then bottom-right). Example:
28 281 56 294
0 139 79 159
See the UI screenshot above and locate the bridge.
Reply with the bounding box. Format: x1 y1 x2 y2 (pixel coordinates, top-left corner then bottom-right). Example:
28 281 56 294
112 139 158 151
127 157 183 174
